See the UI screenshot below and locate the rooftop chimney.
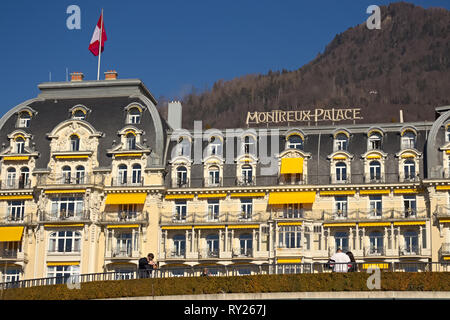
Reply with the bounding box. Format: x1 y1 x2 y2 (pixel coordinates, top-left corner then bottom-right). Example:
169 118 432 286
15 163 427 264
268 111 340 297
168 101 183 130
70 72 84 82
104 70 118 80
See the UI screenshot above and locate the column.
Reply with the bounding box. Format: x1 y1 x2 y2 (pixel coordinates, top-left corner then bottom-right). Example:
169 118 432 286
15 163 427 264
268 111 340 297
419 226 423 253
252 229 256 255
198 229 201 255
258 225 262 252
383 227 388 254
219 229 223 252
224 226 228 252
231 229 235 254
355 224 359 251
361 228 366 253
391 224 395 251
349 227 353 251
185 230 189 254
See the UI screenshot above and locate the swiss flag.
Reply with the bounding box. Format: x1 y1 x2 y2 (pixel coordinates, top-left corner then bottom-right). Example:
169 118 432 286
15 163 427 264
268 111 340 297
89 13 107 56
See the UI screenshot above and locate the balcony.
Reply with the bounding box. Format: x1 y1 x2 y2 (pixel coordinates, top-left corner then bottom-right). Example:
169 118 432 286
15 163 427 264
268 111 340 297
199 249 219 259
38 210 90 223
98 211 148 226
167 250 186 259
110 177 144 187
204 177 222 188
232 248 253 258
105 247 140 259
172 178 190 188
439 243 450 258
37 173 104 187
364 246 385 257
0 214 32 226
160 211 266 225
1 179 32 190
0 250 27 262
399 245 422 256
236 177 256 187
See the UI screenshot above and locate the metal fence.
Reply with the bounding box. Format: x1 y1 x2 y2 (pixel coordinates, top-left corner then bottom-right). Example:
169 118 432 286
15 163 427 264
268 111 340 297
1 261 450 290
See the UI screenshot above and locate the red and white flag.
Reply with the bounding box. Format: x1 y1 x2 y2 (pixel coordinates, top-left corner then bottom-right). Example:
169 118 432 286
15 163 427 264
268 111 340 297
89 12 107 56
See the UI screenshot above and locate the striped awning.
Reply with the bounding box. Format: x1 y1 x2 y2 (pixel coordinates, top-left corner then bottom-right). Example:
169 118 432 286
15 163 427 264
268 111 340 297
0 195 33 201
268 191 316 205
105 193 147 205
280 158 303 174
0 226 24 242
362 263 389 269
3 156 29 161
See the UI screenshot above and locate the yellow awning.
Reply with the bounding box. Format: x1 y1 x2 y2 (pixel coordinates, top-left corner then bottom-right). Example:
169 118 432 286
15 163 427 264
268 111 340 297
333 156 347 160
393 221 426 226
393 189 418 194
268 191 316 205
436 186 450 191
367 155 381 159
359 222 391 227
161 226 193 230
359 189 390 195
165 194 195 200
194 225 225 229
438 219 450 223
45 189 86 194
54 155 89 159
227 224 259 229
114 153 143 158
320 190 356 196
105 193 147 205
0 195 33 200
401 153 416 158
106 224 140 229
164 194 194 200
47 262 80 266
44 224 84 228
280 158 303 174
197 193 227 199
0 226 24 242
278 222 303 226
3 156 29 161
277 258 302 264
444 257 450 261
323 223 356 227
230 192 265 198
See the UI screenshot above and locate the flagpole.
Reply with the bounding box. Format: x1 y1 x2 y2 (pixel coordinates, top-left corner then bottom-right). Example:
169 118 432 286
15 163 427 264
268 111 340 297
97 9 103 81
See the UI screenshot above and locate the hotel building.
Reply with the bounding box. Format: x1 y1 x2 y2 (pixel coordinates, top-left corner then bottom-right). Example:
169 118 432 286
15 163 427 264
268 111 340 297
0 72 449 281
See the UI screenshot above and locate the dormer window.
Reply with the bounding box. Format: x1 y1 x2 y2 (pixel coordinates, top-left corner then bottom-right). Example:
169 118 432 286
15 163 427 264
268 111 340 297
18 112 31 128
446 126 450 142
287 134 303 150
127 107 141 124
15 137 25 154
334 133 348 151
126 133 136 150
73 109 86 120
368 133 382 150
70 135 80 152
208 137 222 156
401 131 416 149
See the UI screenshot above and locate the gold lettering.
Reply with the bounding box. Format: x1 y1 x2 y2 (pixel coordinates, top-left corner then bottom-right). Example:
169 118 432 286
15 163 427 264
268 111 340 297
344 109 353 120
315 109 324 122
302 110 311 121
353 108 362 119
266 111 274 123
258 112 267 123
246 112 259 124
279 111 286 123
323 109 332 121
295 111 302 121
336 109 344 121
287 111 294 122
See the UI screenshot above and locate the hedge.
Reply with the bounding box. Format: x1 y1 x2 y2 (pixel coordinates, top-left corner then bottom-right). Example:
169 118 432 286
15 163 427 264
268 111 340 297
2 272 450 300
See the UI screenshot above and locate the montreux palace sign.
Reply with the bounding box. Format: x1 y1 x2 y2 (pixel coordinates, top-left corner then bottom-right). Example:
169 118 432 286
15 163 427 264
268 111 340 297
245 107 362 125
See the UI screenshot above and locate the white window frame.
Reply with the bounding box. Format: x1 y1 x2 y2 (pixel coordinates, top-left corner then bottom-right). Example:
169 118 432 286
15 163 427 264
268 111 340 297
174 201 187 222
48 230 82 253
207 199 220 221
335 196 348 218
7 200 25 221
369 195 382 218
240 198 253 220
278 226 302 249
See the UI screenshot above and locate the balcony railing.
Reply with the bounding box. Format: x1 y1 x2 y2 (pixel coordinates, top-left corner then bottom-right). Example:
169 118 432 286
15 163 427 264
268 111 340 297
364 246 385 256
37 174 104 186
160 211 266 225
110 248 134 258
110 177 144 187
38 210 90 223
199 249 219 259
399 245 421 256
232 248 253 258
1 179 32 190
236 177 256 187
47 248 81 254
172 178 190 188
168 250 186 259
322 208 427 221
98 211 148 224
204 177 222 188
0 214 32 225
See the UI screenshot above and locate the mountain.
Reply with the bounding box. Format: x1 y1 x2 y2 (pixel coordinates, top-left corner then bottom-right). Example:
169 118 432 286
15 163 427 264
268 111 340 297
161 2 450 129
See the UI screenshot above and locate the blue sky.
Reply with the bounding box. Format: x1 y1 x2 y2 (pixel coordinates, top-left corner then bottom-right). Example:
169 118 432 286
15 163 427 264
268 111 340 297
0 0 449 116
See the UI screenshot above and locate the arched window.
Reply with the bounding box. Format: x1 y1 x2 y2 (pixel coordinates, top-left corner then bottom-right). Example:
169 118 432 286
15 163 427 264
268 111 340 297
287 134 303 150
19 167 30 188
127 107 141 124
72 109 86 120
126 133 136 150
335 162 347 182
70 135 80 151
368 231 383 255
6 167 16 188
239 234 253 257
176 166 188 187
208 165 220 186
15 137 25 154
242 135 255 154
62 166 71 184
403 159 416 181
75 165 85 184
176 137 191 157
368 133 382 150
173 234 186 257
334 133 348 151
241 165 253 184
49 231 82 253
131 164 142 184
18 112 31 128
118 164 127 185
369 160 381 181
208 136 222 156
401 131 416 149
